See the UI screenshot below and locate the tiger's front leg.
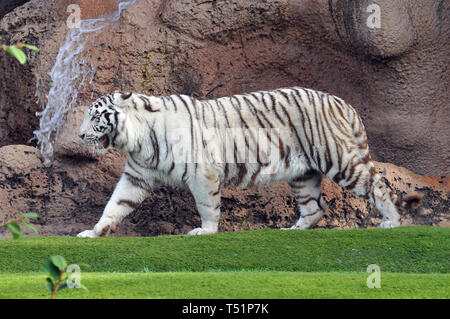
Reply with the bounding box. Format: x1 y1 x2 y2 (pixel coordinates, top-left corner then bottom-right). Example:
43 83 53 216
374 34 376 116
77 173 149 238
187 169 221 235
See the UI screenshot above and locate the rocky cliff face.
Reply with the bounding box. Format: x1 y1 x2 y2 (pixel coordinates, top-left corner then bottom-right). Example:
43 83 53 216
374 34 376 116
0 0 448 237
1 0 449 174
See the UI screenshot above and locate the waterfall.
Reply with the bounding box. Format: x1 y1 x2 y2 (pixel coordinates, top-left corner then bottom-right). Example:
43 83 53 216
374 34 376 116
33 0 137 165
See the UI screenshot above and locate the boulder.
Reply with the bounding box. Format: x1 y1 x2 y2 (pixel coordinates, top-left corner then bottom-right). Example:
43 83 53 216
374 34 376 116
330 0 415 58
53 105 100 159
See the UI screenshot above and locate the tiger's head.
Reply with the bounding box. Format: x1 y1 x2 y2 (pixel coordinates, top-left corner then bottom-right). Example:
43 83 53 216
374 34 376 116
78 92 133 154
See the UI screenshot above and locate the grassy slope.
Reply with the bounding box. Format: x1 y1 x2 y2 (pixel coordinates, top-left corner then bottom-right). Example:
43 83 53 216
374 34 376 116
0 227 448 299
0 227 448 273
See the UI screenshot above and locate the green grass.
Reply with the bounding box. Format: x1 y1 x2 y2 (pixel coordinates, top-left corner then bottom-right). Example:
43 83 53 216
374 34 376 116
0 272 448 299
0 227 448 298
0 227 448 273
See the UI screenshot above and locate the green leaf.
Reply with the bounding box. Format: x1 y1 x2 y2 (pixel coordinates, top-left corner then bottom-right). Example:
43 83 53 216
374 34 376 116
6 46 26 64
21 220 38 234
22 212 38 219
44 260 61 281
50 255 68 272
22 44 39 52
5 222 22 239
46 278 54 293
5 221 21 233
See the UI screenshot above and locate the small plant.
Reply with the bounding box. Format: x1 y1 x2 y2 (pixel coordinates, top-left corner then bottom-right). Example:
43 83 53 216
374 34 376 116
0 212 38 239
0 35 39 64
44 255 87 299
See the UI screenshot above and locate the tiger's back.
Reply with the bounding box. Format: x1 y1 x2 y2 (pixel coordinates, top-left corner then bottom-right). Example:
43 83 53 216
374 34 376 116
163 87 370 190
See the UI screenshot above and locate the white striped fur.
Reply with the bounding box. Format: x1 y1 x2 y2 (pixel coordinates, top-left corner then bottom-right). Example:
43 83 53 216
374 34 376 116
76 87 422 237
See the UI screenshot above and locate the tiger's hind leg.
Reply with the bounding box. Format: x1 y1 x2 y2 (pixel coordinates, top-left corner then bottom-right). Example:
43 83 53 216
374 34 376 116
367 171 401 228
284 171 327 230
333 158 401 229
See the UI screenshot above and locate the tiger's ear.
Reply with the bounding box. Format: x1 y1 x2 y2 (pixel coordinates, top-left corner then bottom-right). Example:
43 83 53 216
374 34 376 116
112 88 132 100
111 92 132 112
121 92 133 100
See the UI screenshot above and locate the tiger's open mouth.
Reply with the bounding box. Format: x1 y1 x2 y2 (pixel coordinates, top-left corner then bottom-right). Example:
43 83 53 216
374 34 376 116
98 135 110 149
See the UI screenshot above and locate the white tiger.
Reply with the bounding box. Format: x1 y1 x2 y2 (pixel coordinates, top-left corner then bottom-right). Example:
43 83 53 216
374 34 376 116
76 87 422 238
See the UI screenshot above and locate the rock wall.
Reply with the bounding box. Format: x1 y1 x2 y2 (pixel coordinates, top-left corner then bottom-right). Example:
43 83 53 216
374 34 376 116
0 0 448 237
1 0 449 175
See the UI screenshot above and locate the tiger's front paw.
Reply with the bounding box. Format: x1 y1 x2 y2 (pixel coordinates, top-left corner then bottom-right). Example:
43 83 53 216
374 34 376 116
77 222 118 238
187 227 217 235
280 224 309 230
91 218 119 237
77 229 99 238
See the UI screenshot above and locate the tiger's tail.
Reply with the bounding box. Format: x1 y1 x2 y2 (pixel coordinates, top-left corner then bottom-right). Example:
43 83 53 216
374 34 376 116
392 191 423 210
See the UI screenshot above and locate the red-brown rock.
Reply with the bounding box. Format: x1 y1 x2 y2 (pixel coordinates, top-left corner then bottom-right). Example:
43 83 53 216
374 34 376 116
0 145 447 238
0 0 448 174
